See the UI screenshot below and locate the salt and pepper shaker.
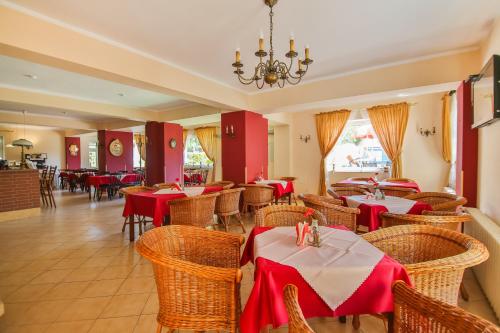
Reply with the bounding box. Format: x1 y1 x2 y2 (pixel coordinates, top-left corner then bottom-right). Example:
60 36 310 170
309 219 321 247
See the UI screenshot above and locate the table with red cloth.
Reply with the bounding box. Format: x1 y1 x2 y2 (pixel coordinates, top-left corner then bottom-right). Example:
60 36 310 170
251 180 295 204
240 226 411 333
340 195 432 231
86 175 120 200
119 173 143 185
122 185 223 241
336 179 421 192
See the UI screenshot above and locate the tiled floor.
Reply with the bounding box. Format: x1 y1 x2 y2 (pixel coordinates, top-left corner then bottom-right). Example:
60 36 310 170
0 191 498 332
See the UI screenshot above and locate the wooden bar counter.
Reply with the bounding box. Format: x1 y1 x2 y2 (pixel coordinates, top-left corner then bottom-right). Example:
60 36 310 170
0 169 41 222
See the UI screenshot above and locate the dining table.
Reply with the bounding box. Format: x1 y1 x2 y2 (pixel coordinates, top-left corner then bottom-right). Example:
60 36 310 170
239 225 411 333
122 185 223 241
336 179 421 192
340 195 433 231
252 179 295 204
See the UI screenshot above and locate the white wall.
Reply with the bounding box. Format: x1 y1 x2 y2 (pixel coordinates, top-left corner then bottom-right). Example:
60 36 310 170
0 126 65 168
273 125 292 178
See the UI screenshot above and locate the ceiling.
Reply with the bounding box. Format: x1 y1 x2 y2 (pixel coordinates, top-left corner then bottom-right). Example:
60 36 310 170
0 55 182 108
5 0 500 92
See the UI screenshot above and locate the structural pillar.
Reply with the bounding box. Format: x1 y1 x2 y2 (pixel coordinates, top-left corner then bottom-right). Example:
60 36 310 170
145 121 183 186
97 130 133 173
221 111 268 185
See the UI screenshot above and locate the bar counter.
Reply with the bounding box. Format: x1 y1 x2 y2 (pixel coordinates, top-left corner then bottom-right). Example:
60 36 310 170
0 169 41 222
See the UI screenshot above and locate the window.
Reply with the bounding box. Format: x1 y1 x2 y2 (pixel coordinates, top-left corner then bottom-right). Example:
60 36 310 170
0 135 4 160
133 142 145 168
88 142 98 168
184 134 212 166
327 119 391 172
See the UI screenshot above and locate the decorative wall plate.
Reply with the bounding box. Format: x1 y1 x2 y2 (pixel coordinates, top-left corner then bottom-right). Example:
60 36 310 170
109 139 124 157
169 138 177 148
68 144 79 156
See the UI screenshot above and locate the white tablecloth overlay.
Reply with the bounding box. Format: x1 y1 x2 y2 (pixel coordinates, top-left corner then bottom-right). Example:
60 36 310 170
346 195 417 214
254 226 384 310
153 186 204 197
255 179 288 188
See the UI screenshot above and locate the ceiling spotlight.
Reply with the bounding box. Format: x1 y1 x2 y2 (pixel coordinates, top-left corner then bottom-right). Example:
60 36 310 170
23 74 38 79
117 93 125 97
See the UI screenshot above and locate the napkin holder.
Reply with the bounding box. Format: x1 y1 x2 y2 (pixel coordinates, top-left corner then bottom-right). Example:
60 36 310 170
308 219 321 247
374 187 385 200
295 222 310 246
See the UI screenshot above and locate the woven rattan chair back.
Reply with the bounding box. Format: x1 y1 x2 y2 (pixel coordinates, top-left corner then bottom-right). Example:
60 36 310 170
378 186 417 198
153 182 178 190
135 225 244 333
381 212 472 231
169 192 220 228
280 176 297 182
255 205 327 227
392 281 499 333
119 186 154 196
363 225 489 305
404 192 467 211
328 186 369 199
283 284 315 333
215 188 246 232
239 184 275 213
385 177 417 183
349 177 371 181
299 194 359 231
206 181 235 190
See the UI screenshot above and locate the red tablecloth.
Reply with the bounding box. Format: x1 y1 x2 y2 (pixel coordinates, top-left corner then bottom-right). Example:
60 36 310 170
337 179 421 192
250 181 294 200
120 173 143 184
340 196 432 231
122 186 223 227
240 226 411 333
87 175 119 189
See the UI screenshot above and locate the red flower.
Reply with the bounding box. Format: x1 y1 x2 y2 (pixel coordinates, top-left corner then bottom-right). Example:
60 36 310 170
175 178 180 182
304 208 315 218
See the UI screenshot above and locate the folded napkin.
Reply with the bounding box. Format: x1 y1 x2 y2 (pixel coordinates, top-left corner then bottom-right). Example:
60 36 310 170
153 188 181 195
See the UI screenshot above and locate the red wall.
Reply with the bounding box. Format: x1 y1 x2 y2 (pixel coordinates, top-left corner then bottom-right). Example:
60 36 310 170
456 80 478 207
65 137 81 170
221 111 268 185
145 122 183 186
97 130 133 173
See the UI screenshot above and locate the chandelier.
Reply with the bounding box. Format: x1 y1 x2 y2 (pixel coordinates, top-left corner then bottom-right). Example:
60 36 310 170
232 0 313 89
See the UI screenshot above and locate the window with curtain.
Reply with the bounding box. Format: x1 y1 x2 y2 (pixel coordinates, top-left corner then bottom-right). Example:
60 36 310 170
133 142 145 168
326 119 391 172
0 135 4 159
88 142 98 168
449 93 458 189
184 135 213 167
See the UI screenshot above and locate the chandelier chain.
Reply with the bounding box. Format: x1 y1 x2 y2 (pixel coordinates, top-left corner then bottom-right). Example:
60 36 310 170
269 6 274 57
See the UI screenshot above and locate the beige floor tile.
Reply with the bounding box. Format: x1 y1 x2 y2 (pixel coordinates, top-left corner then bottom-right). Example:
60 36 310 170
2 323 50 333
458 299 499 325
97 266 133 280
133 314 158 333
30 269 73 284
100 293 149 318
89 316 139 333
45 320 94 333
6 283 55 303
0 302 34 328
80 256 117 268
80 279 125 298
42 281 90 300
0 260 31 273
23 300 72 324
128 264 153 278
18 259 61 272
141 293 159 315
93 247 125 257
116 277 155 295
51 257 88 270
0 285 20 299
63 267 106 282
57 297 112 321
0 270 42 286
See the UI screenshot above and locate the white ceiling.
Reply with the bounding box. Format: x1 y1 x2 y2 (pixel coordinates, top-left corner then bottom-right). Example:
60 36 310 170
5 0 500 92
0 101 115 121
0 55 182 108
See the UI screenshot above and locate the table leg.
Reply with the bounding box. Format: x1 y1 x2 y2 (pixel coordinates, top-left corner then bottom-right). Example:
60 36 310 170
88 186 91 200
386 312 394 333
339 316 346 323
288 193 292 205
129 214 135 242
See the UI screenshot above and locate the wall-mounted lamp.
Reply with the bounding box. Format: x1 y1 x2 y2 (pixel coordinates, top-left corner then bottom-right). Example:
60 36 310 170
299 134 311 143
418 126 436 137
225 125 235 138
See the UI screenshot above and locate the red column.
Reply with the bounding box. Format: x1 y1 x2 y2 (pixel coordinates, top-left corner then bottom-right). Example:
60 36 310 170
456 80 478 207
221 111 268 185
145 122 183 186
64 137 81 170
97 130 134 173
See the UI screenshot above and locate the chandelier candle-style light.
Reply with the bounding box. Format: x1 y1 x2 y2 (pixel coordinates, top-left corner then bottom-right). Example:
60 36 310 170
232 0 313 89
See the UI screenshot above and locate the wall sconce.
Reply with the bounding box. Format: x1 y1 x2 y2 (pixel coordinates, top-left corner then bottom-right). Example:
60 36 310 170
225 125 235 138
299 134 311 143
418 127 436 137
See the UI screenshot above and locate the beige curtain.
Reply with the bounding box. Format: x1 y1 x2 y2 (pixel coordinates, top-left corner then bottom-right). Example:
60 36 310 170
195 127 217 182
315 110 351 195
182 129 188 150
441 93 452 186
133 134 146 164
367 102 409 178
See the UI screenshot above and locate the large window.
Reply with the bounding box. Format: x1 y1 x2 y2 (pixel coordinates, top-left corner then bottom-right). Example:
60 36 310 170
88 142 98 168
327 119 391 172
184 135 212 166
0 135 4 160
133 142 145 168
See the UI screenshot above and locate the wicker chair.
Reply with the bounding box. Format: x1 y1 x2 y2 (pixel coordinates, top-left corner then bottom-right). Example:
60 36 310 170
169 192 220 228
386 177 417 183
392 281 499 333
299 194 359 231
206 181 235 190
327 186 369 199
283 284 315 333
255 205 327 227
362 225 489 305
135 225 244 333
348 177 371 181
215 188 246 233
404 192 467 211
378 186 417 198
153 182 179 190
381 211 472 231
119 186 155 234
239 184 275 214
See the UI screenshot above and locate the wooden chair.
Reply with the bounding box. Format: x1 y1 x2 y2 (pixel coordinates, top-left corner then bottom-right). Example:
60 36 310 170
327 186 369 199
39 167 49 207
299 194 359 231
239 184 275 214
404 192 467 211
169 192 220 228
378 186 417 198
119 186 155 235
392 281 499 333
206 181 235 190
283 284 315 333
135 225 244 333
385 177 417 183
41 166 57 208
280 176 298 205
255 205 326 227
215 188 246 233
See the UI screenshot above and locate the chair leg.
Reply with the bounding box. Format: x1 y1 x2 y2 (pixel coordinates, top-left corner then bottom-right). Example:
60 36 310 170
236 212 246 233
460 281 469 301
352 315 360 330
222 216 229 232
155 323 162 333
138 216 143 235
